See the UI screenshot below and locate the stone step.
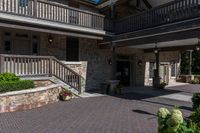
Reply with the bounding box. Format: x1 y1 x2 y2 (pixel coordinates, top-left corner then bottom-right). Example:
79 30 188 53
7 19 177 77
22 76 81 98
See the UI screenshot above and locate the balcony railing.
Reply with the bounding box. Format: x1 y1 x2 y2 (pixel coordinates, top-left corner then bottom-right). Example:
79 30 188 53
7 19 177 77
0 0 104 30
112 0 200 34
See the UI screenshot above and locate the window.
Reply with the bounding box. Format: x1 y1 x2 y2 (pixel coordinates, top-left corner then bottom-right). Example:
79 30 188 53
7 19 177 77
19 0 28 7
149 62 155 78
171 63 176 77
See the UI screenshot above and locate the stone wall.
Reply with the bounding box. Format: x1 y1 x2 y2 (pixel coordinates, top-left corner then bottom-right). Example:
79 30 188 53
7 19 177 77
143 51 180 86
79 38 112 91
116 47 180 86
0 84 62 113
40 33 67 60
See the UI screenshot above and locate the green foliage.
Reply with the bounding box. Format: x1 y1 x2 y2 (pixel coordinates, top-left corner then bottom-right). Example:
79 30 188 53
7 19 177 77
191 79 200 84
158 108 184 133
181 51 200 75
0 73 20 82
0 73 34 93
191 106 200 127
157 107 200 133
0 80 34 93
181 51 190 75
192 93 200 110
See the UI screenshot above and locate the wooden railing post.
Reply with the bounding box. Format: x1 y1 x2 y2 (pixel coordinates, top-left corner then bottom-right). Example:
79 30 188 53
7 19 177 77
78 76 82 94
33 0 38 18
49 57 52 77
0 55 4 74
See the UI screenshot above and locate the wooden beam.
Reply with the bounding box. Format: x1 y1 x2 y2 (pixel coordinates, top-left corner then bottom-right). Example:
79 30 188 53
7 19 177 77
142 0 152 9
144 45 197 53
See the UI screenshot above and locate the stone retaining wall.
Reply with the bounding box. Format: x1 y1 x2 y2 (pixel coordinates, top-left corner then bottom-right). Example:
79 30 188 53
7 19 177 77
0 84 62 113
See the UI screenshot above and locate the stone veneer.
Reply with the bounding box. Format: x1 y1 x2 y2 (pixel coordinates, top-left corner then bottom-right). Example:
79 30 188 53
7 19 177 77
116 47 180 86
79 38 112 91
0 84 63 113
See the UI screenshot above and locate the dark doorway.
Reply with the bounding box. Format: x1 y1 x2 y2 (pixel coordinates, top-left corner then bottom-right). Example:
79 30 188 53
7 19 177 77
66 37 79 61
117 61 130 86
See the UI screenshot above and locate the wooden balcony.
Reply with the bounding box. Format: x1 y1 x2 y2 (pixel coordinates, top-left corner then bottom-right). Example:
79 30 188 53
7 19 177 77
0 0 105 36
105 0 200 34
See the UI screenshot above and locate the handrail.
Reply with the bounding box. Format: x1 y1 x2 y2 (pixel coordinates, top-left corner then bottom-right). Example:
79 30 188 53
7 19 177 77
37 0 105 17
108 0 200 34
0 54 82 93
0 0 105 30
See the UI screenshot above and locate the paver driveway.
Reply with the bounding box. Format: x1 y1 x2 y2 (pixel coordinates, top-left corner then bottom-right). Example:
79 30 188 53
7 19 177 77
0 88 193 133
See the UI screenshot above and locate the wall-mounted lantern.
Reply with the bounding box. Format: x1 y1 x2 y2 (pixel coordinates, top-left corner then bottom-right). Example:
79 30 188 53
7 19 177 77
48 34 53 44
138 59 143 66
154 44 159 54
196 38 200 51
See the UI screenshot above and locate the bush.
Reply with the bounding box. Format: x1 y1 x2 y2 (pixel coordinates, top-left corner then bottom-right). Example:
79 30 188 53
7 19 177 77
191 106 200 127
191 79 200 84
192 93 200 110
0 73 20 82
0 73 34 93
0 80 34 93
157 107 200 133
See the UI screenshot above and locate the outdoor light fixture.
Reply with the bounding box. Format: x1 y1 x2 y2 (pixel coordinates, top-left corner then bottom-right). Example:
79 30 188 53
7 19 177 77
154 44 159 54
48 34 53 44
138 59 143 66
196 38 200 51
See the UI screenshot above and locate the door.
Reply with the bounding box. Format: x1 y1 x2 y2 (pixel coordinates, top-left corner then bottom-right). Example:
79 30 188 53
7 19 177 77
160 64 169 84
117 61 130 86
66 37 79 61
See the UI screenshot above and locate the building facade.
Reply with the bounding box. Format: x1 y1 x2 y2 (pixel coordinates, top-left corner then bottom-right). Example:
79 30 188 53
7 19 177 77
0 0 199 92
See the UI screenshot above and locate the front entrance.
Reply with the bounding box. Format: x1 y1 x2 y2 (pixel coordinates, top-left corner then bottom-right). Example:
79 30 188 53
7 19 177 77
117 61 130 86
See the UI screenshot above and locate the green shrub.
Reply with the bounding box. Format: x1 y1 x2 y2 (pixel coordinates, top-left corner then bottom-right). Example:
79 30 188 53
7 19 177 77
191 79 200 84
191 106 200 127
0 80 34 93
0 73 20 82
192 93 200 110
157 108 184 133
157 107 200 133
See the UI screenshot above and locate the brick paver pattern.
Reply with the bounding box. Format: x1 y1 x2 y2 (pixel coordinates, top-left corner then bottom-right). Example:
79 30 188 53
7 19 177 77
0 85 195 133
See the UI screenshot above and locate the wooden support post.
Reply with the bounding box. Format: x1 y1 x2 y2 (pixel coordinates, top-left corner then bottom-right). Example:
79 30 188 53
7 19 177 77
153 51 160 88
189 50 193 75
0 55 4 74
49 57 52 77
111 46 117 80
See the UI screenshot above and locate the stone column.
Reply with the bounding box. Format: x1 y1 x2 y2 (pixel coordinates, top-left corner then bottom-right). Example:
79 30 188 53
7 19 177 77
153 51 160 88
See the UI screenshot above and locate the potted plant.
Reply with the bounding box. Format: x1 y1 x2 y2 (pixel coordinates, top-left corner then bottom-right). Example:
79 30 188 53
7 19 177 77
159 82 167 89
59 89 73 101
114 84 123 95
